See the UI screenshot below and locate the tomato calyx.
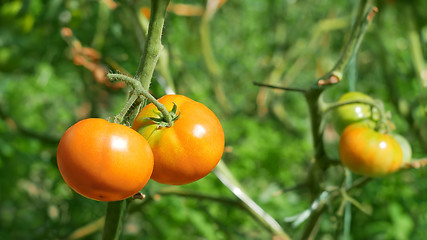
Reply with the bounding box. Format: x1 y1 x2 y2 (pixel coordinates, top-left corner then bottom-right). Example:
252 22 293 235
146 102 181 128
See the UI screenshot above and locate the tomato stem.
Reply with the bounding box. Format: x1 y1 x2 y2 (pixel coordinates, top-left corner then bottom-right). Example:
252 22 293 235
108 73 174 127
114 94 139 125
102 200 129 240
136 0 171 90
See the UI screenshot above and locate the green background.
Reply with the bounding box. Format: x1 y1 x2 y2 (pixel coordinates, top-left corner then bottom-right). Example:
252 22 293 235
1 0 426 239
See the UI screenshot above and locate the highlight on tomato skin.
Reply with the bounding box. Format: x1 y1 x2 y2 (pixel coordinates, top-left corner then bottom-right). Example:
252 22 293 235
57 118 154 202
338 124 403 177
132 94 225 185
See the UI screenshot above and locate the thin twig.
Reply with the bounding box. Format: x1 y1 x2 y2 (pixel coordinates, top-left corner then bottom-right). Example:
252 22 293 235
253 82 307 93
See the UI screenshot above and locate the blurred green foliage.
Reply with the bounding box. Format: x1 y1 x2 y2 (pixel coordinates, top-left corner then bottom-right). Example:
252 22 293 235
0 0 426 239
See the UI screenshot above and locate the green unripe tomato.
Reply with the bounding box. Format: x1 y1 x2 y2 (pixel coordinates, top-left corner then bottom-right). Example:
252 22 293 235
392 134 412 164
332 92 377 134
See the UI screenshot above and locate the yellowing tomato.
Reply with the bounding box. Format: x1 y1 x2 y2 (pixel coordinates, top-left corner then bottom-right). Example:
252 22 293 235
132 95 225 185
339 124 403 177
57 118 154 201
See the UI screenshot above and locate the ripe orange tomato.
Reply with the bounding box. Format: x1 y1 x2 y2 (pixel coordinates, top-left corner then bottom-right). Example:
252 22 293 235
132 95 225 185
57 118 154 201
339 124 403 177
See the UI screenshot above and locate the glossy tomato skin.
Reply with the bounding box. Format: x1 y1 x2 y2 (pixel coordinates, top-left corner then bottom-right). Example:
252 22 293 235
339 124 403 177
332 92 377 134
133 95 225 185
57 118 154 201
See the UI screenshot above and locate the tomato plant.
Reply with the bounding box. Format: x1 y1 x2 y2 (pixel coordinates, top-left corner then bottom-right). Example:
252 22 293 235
339 124 403 177
332 91 377 134
57 118 154 201
132 94 225 185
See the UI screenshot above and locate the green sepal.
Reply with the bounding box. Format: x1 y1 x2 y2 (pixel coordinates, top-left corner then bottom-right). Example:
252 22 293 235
143 102 180 128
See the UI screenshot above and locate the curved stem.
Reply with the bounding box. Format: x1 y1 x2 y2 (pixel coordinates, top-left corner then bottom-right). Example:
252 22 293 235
214 161 291 239
108 73 173 127
136 0 171 90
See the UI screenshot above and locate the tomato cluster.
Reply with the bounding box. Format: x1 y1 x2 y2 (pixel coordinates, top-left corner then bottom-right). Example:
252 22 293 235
57 95 224 201
331 91 411 177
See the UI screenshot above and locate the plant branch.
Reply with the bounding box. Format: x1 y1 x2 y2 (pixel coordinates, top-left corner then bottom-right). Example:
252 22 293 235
253 82 307 93
300 177 371 239
136 0 171 90
214 161 291 240
302 1 377 237
316 2 377 87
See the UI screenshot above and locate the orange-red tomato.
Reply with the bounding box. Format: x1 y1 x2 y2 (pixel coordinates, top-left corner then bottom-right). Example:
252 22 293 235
57 118 154 201
339 124 403 177
132 95 225 185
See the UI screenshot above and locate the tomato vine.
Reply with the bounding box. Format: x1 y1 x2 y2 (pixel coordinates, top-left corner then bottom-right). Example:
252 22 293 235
101 0 170 239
